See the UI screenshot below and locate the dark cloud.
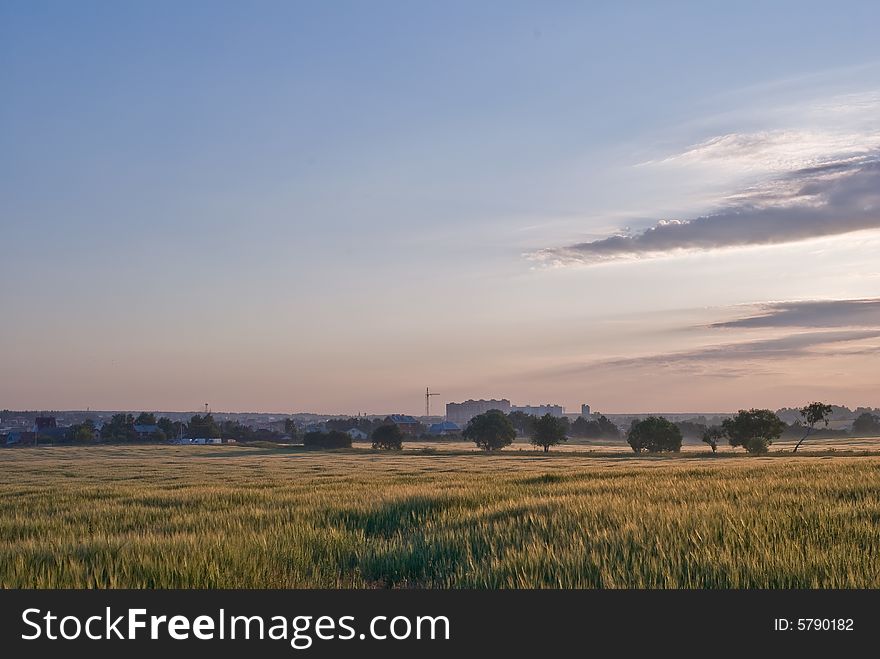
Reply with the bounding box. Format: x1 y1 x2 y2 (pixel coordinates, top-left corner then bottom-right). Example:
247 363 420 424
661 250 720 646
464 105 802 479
541 329 880 379
713 299 880 329
536 156 880 264
597 330 880 369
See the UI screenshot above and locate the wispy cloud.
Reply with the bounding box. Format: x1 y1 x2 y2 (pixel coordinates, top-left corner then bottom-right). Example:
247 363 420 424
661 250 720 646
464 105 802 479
587 330 879 371
532 88 880 266
538 329 880 381
648 128 880 173
532 297 880 381
712 298 880 329
533 154 880 265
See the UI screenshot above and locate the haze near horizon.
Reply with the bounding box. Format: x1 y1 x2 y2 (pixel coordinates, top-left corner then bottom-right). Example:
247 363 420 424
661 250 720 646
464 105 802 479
2 2 879 415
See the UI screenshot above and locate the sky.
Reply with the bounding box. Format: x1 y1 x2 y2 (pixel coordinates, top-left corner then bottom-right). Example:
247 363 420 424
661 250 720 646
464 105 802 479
2 1 880 415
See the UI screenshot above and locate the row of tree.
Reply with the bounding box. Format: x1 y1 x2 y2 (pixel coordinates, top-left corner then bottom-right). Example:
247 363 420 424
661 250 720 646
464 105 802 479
301 424 405 450
323 416 418 436
505 411 620 439
310 405 879 454
304 413 576 453
454 402 843 455
458 410 566 452
629 403 838 455
853 412 880 435
66 412 288 444
22 401 877 453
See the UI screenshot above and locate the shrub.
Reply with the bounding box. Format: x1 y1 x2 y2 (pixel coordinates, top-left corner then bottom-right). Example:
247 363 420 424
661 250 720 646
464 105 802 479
371 424 404 450
463 410 516 451
627 416 682 453
303 430 352 449
721 409 786 455
531 414 568 453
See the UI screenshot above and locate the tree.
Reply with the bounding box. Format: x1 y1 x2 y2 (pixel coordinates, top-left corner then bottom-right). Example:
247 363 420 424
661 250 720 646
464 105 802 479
558 415 571 435
283 417 300 440
135 412 157 426
100 413 136 441
326 417 354 432
570 416 593 437
595 414 621 439
531 413 568 453
507 411 535 435
463 409 516 451
676 420 709 440
220 420 255 442
721 409 786 455
570 414 620 439
251 428 284 442
302 431 323 447
702 426 723 454
371 424 404 450
158 417 181 440
71 419 96 443
186 414 221 439
852 412 880 437
793 402 833 453
626 416 682 453
303 430 352 449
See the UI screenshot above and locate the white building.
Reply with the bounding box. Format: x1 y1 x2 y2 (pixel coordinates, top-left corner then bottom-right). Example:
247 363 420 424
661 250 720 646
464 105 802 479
346 427 368 441
511 404 565 418
189 437 221 445
446 399 511 425
581 404 591 416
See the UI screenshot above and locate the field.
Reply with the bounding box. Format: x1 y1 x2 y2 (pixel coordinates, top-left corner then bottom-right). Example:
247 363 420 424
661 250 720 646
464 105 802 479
2 442 880 588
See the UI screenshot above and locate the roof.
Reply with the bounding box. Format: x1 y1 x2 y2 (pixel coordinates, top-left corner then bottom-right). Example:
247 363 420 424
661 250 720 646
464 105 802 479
34 427 67 439
6 431 36 445
134 424 160 434
428 421 461 434
388 414 418 424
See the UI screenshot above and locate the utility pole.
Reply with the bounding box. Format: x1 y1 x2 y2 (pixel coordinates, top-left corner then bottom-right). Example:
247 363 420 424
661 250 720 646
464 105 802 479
425 387 439 417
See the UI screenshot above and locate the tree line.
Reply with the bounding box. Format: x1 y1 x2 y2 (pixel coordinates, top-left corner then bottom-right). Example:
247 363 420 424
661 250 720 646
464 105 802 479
9 402 880 454
64 412 288 443
456 402 850 455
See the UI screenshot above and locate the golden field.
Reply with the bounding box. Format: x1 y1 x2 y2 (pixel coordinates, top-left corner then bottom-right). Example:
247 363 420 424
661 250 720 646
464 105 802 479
1 442 879 588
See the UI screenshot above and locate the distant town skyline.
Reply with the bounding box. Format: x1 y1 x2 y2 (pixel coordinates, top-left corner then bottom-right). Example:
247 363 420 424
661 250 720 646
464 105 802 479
2 3 879 414
3 396 880 420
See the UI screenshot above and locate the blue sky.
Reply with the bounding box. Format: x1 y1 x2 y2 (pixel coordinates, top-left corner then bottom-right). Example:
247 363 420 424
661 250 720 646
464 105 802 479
2 2 880 413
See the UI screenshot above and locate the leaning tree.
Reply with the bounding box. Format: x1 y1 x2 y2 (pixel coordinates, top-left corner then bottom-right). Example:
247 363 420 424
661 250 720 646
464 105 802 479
702 426 724 454
793 402 833 453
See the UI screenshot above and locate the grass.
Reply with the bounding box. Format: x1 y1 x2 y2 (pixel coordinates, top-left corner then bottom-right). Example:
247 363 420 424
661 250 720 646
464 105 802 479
1 443 879 588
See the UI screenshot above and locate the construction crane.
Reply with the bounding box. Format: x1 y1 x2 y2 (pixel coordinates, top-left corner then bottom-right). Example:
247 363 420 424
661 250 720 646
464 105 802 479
425 387 439 417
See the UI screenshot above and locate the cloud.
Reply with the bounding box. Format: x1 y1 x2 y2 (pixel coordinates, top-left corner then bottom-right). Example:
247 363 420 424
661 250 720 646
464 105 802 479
651 129 880 173
533 154 880 265
530 89 880 266
532 295 880 381
604 330 880 366
712 298 880 329
544 329 880 379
